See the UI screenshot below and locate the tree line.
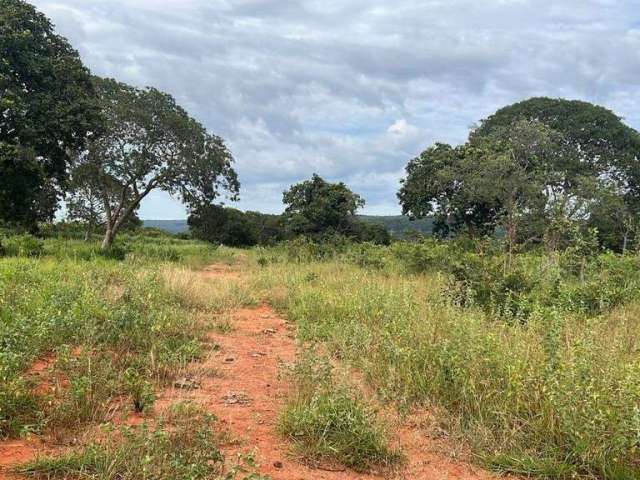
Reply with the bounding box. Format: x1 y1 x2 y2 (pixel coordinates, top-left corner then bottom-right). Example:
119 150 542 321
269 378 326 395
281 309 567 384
399 98 640 254
1 1 238 249
2 0 640 254
188 174 391 246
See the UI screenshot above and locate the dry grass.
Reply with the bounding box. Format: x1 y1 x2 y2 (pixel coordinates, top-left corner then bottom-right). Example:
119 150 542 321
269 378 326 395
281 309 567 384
161 266 261 313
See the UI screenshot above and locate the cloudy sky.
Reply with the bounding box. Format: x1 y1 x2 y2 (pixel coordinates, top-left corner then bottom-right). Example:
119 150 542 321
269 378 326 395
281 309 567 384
33 0 640 218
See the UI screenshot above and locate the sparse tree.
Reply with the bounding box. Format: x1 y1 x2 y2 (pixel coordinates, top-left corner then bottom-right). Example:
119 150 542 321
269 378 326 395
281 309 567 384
70 77 239 249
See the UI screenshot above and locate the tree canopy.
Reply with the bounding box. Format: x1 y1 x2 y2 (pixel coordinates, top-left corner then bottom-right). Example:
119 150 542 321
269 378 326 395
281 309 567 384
399 98 640 252
68 77 239 249
0 0 99 228
282 174 365 237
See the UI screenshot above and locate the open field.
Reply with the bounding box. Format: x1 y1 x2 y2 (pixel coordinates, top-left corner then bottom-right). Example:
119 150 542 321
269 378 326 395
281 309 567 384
1 233 640 479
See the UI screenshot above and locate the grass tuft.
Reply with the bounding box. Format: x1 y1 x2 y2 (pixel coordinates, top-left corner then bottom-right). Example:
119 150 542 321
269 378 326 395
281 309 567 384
278 350 401 472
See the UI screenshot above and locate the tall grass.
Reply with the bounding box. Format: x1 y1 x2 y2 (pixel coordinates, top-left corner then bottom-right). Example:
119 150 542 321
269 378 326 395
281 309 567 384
0 255 206 437
258 255 640 479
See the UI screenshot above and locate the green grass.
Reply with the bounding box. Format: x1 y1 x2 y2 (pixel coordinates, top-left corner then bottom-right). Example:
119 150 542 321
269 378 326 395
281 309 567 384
5 229 640 479
0 233 245 439
255 246 640 479
278 351 400 472
0 256 208 437
19 402 225 480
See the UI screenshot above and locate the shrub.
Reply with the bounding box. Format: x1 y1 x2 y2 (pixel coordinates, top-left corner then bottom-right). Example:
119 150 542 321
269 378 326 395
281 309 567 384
1 234 44 257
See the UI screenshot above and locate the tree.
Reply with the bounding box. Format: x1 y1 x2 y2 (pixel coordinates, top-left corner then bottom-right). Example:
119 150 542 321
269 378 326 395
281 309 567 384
282 174 365 237
189 205 258 247
244 211 288 245
65 162 141 240
400 98 640 251
471 98 640 173
470 120 567 257
352 221 392 245
397 143 500 238
0 0 99 228
70 77 239 249
471 97 640 248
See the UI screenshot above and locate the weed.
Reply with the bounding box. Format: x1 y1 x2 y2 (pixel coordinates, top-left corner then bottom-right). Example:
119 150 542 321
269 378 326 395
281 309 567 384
279 350 400 472
20 403 224 480
124 368 155 413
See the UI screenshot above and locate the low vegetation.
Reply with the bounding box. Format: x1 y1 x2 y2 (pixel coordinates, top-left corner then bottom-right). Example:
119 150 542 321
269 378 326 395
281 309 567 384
0 233 238 436
3 228 640 478
279 350 400 472
20 402 224 480
257 239 640 479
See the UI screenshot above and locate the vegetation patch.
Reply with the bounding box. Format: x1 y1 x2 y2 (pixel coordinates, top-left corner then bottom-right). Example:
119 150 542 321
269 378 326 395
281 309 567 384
279 350 400 472
263 247 640 479
19 402 225 480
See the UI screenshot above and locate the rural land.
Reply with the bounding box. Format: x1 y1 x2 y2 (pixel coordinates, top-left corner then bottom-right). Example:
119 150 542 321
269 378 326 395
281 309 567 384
2 1 640 479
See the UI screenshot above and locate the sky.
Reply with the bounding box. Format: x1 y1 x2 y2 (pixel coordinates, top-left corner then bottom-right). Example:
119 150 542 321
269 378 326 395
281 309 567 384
32 0 640 219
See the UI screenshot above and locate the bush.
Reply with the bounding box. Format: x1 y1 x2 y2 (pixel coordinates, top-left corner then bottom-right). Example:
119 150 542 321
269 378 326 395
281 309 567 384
390 239 456 273
1 234 44 257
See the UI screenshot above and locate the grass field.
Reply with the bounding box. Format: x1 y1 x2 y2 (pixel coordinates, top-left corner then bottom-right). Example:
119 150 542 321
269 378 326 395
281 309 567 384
2 232 640 479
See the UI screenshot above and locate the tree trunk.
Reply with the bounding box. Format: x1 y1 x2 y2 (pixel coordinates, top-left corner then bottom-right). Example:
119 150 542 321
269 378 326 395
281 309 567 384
84 223 94 242
622 229 629 256
101 227 116 250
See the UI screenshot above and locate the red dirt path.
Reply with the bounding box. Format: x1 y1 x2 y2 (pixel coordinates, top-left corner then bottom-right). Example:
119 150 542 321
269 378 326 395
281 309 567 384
0 264 512 480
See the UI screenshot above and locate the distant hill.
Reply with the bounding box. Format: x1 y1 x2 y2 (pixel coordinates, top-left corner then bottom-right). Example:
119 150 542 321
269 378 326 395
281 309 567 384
144 215 434 238
144 220 189 233
357 215 434 237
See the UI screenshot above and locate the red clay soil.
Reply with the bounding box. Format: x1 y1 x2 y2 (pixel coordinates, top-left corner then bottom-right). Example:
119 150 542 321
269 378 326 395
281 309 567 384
0 354 56 480
0 264 512 480
152 266 508 480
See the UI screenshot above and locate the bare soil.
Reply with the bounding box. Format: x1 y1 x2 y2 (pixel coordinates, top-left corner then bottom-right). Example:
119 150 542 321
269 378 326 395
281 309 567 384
0 264 513 480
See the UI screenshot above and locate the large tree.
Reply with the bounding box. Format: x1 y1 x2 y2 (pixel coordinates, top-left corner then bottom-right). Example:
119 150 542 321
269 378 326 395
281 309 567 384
69 77 239 249
397 143 501 238
471 97 640 251
0 0 99 228
282 174 365 237
400 98 640 251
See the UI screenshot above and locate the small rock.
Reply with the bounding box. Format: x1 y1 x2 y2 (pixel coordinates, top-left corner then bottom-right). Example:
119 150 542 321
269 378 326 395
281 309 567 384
224 356 236 363
273 461 283 469
222 391 251 405
173 377 201 390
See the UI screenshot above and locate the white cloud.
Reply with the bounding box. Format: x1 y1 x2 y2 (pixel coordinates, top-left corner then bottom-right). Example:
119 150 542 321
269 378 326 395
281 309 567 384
31 0 640 218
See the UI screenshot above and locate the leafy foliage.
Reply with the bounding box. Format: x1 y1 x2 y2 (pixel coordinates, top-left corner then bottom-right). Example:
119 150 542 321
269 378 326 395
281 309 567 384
0 0 99 228
399 98 640 252
69 77 239 249
283 174 365 237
